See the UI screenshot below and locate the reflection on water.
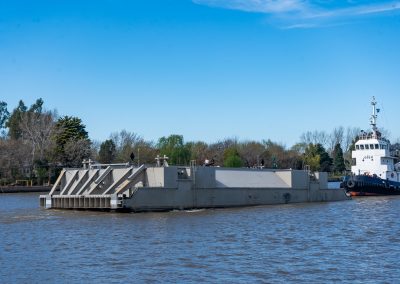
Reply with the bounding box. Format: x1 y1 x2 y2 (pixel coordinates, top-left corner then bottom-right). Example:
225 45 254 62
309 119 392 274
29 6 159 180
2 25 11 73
1 193 400 283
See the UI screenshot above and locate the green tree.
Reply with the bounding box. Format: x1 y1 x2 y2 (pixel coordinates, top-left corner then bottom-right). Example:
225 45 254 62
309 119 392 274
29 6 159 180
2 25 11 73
6 100 27 139
0 101 10 137
4 98 45 140
54 116 89 145
207 139 237 166
53 116 90 166
304 143 332 172
157 134 191 165
317 144 332 172
98 139 116 164
304 153 320 172
223 147 243 168
28 98 44 114
332 143 346 173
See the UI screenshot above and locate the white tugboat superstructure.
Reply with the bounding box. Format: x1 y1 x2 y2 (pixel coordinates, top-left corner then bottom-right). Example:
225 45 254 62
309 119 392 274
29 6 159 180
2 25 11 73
345 97 400 195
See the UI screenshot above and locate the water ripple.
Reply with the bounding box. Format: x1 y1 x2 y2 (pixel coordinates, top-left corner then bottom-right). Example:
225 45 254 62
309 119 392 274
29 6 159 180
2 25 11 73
1 193 400 283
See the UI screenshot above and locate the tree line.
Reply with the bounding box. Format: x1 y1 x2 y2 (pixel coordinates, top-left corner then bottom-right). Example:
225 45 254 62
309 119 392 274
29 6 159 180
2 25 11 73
0 98 398 185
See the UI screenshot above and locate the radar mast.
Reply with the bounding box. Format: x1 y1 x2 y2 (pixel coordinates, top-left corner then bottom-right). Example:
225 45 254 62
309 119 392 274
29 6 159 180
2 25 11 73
370 96 378 134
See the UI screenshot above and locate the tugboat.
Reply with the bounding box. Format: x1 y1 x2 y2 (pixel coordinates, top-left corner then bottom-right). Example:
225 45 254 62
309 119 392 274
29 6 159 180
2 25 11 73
343 97 400 196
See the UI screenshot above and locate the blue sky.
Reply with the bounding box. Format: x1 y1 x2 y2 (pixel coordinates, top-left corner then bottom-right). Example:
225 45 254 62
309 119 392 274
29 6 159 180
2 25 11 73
1 0 399 146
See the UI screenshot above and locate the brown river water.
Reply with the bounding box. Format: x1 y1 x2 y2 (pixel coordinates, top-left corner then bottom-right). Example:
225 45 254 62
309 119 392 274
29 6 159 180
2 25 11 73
1 192 399 283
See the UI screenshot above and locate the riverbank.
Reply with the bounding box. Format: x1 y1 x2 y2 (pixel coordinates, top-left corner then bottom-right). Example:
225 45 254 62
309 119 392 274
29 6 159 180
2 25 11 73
0 186 51 193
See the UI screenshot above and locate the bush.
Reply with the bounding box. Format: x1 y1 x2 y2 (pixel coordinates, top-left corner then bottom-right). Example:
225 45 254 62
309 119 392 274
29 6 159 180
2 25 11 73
224 155 243 168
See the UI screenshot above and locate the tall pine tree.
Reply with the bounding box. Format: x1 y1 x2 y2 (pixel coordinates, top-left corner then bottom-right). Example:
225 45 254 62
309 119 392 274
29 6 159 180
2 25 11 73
332 143 346 173
99 139 116 164
53 116 90 167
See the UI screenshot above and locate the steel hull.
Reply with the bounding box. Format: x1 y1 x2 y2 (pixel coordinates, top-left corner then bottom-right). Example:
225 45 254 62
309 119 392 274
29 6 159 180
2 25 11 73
343 175 400 196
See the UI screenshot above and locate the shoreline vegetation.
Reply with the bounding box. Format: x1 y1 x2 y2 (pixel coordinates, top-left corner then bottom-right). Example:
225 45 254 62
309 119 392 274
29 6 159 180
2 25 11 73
0 98 399 186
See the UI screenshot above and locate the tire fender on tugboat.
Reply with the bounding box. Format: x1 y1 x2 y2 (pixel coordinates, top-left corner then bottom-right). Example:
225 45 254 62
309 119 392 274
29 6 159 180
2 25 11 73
347 179 355 189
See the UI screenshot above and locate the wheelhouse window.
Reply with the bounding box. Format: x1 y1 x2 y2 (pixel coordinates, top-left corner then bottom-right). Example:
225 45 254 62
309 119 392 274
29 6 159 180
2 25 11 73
370 144 374 149
375 144 379 149
360 145 365 150
365 144 369 149
356 145 360 150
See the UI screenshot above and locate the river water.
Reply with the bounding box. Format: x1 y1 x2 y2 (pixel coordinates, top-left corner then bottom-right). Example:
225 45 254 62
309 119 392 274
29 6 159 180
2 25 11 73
1 193 399 283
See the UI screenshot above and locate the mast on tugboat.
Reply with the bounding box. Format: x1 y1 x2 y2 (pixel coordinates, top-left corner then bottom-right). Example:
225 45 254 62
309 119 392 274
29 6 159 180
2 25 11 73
370 96 378 133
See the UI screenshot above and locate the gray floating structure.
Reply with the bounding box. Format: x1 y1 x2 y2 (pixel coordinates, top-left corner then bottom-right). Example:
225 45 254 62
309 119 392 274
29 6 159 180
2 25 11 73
40 158 349 212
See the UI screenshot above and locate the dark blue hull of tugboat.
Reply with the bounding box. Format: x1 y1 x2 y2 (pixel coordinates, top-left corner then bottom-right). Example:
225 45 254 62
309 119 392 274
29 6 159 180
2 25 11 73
343 175 400 196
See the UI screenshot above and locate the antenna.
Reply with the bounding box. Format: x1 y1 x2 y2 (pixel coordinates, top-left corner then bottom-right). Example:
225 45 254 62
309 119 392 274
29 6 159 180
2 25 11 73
370 96 378 133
